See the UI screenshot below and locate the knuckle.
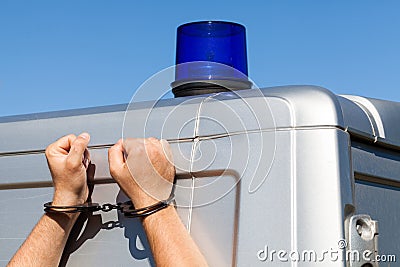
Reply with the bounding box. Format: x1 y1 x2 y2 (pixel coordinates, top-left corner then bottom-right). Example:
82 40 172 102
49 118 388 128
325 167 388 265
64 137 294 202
122 138 134 152
45 146 52 157
147 137 159 143
64 134 76 144
45 144 56 158
67 134 76 139
108 147 113 157
123 138 137 146
74 138 86 148
149 141 161 153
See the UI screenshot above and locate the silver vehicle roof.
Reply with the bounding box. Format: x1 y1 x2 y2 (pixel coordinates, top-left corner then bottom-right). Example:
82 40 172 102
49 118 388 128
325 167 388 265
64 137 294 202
1 85 399 153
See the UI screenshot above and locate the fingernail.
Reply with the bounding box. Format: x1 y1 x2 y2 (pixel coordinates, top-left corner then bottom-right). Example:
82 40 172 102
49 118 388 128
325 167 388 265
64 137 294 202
80 132 90 140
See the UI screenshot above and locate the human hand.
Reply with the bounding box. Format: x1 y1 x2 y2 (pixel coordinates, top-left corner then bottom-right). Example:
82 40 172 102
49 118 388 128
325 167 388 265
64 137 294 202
45 133 91 206
108 138 175 209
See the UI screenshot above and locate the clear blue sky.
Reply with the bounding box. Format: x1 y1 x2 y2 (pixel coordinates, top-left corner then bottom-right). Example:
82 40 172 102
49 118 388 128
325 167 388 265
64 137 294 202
1 0 399 117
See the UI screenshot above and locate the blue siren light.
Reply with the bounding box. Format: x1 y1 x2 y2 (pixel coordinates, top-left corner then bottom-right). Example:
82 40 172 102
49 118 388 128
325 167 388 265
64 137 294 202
172 21 252 97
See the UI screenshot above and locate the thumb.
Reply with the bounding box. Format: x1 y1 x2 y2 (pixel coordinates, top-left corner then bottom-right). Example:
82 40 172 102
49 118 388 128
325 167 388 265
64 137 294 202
108 139 126 179
67 132 90 167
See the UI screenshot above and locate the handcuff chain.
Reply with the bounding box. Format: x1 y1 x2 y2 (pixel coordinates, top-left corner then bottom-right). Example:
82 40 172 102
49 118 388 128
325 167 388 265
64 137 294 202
101 203 121 212
44 194 175 218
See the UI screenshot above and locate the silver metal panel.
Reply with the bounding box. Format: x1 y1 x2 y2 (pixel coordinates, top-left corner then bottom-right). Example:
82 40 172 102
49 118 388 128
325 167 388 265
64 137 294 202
2 86 400 154
190 175 239 267
256 86 344 128
0 112 124 154
0 153 50 185
0 142 193 189
1 85 399 267
189 128 353 266
123 97 205 141
295 128 353 266
190 132 292 266
195 93 288 137
0 187 51 265
193 86 346 137
0 97 204 154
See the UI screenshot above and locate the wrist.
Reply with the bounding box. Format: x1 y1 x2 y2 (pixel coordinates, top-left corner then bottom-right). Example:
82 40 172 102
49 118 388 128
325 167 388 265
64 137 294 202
141 205 175 224
130 195 159 210
129 189 173 210
53 191 86 206
45 211 80 227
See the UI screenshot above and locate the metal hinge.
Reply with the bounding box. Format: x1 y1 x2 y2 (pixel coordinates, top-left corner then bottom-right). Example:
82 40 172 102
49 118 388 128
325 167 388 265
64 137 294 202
347 214 379 267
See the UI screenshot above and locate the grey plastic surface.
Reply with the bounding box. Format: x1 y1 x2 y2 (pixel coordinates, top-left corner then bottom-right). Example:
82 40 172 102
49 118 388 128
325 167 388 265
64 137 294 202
1 85 399 266
355 181 400 256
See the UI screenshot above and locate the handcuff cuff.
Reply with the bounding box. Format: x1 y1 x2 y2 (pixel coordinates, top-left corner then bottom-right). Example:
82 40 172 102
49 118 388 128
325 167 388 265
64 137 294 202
44 193 175 218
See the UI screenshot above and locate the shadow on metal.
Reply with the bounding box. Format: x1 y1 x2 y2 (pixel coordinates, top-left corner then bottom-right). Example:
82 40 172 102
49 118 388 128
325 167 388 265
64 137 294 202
59 190 155 267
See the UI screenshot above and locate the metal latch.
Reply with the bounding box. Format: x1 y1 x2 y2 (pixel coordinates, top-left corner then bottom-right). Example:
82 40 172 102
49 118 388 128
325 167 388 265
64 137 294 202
347 214 379 267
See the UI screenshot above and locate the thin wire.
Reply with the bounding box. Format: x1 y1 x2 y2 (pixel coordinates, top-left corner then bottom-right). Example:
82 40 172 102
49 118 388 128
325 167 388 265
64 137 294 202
186 118 201 231
187 138 200 233
186 93 222 232
187 175 196 233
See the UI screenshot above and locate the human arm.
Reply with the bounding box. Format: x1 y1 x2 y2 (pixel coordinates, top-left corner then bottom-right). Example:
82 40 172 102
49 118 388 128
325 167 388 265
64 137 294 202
8 133 91 267
108 138 208 267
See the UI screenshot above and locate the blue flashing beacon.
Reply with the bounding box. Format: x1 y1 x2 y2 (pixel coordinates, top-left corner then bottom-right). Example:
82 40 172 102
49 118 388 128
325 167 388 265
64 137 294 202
173 21 251 97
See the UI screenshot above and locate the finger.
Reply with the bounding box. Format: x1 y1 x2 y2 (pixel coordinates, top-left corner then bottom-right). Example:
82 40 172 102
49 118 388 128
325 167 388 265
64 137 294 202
86 163 96 200
108 139 126 178
67 132 90 167
122 138 139 155
83 148 90 169
46 134 76 157
87 162 96 184
160 139 174 164
147 137 159 143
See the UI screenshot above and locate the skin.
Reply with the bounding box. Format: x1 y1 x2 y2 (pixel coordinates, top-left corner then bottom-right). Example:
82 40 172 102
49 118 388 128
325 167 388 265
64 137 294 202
8 133 91 267
109 138 208 267
8 134 208 267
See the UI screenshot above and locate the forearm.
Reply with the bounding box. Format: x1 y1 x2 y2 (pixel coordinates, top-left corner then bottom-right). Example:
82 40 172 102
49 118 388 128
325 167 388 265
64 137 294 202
142 206 208 267
8 212 78 267
108 138 206 265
